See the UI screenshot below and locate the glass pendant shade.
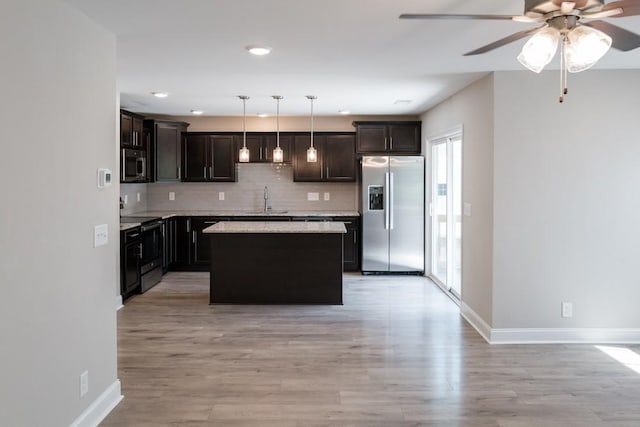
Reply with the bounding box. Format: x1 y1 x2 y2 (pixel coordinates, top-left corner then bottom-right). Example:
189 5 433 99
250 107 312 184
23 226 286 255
306 146 317 162
239 146 250 163
273 146 284 163
238 95 250 162
517 27 561 73
564 26 612 73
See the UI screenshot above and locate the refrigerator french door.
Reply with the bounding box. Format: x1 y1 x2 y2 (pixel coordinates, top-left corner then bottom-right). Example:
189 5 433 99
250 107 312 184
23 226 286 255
362 156 424 273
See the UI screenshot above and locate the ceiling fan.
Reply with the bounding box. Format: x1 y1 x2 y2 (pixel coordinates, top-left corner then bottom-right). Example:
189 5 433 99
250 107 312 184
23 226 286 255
400 0 640 102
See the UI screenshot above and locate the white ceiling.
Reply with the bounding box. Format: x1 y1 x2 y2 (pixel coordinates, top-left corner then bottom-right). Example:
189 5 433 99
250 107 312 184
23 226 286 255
64 0 640 117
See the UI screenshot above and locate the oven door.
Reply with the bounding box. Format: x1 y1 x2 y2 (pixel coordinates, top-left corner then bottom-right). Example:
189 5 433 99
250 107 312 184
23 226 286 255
122 149 147 182
140 221 163 272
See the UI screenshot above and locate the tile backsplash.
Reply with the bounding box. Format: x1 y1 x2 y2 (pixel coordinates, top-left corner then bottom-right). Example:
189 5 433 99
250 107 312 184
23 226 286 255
119 183 147 215
126 163 358 213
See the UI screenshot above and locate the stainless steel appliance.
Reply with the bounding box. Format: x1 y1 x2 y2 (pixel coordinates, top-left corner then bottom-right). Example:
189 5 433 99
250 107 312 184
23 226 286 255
121 148 147 182
362 156 424 273
120 216 163 292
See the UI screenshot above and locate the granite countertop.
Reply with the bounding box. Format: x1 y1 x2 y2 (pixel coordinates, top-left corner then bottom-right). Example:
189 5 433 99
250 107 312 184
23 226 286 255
203 221 347 234
122 210 360 219
120 223 140 231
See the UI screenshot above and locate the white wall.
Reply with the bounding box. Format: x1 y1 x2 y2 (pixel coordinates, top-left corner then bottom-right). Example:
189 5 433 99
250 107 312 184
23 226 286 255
420 75 496 327
0 1 119 425
493 70 640 329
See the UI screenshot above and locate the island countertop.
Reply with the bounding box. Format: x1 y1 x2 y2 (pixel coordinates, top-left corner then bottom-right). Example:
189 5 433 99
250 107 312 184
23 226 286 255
203 221 347 234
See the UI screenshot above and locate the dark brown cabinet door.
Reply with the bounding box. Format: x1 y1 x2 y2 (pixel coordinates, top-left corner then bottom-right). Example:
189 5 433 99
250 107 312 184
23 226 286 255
293 135 323 181
156 124 181 181
389 124 420 153
183 134 208 181
354 121 421 154
341 217 360 271
210 135 236 181
171 217 191 269
356 124 387 152
132 117 144 147
120 113 133 147
324 134 356 181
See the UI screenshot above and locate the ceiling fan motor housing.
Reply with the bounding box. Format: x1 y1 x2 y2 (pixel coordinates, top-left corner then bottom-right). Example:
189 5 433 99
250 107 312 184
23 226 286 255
524 0 605 16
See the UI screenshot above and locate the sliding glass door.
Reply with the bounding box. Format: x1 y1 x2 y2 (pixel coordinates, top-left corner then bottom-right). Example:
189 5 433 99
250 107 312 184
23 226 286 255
430 133 462 299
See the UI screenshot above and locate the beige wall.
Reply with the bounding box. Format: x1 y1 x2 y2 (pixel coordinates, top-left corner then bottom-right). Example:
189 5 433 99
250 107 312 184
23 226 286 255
0 1 119 425
492 70 640 329
154 114 419 132
420 75 495 328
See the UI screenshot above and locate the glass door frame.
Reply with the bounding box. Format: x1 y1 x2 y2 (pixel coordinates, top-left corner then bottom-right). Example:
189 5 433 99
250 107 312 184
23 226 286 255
428 127 463 302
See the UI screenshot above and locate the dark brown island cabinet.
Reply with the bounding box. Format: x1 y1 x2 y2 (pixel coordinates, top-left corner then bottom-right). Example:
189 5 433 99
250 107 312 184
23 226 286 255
353 121 421 154
235 133 292 163
293 133 356 182
144 119 189 182
183 133 237 182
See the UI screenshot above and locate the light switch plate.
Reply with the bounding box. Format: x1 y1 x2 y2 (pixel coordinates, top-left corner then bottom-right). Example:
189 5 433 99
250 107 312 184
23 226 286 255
308 192 319 201
169 191 175 201
463 202 472 217
123 195 128 204
218 192 225 201
94 224 108 248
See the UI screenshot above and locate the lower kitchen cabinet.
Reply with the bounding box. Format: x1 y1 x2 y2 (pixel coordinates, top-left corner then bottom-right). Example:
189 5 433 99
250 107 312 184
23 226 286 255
120 227 141 300
190 217 230 270
165 216 191 271
341 217 360 272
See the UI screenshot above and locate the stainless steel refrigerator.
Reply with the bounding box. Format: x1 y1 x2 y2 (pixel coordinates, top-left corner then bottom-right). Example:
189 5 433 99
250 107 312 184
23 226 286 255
362 156 424 273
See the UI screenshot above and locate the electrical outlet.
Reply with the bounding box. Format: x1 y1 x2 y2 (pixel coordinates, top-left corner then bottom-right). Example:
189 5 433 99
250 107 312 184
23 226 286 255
136 192 141 202
80 370 89 397
324 192 330 201
218 192 225 201
93 224 108 248
169 191 175 201
308 192 319 201
561 302 573 318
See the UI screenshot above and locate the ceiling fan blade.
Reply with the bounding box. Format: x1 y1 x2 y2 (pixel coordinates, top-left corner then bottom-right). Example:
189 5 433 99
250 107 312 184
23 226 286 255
582 8 624 19
399 13 515 21
463 25 546 56
584 20 640 51
601 0 640 17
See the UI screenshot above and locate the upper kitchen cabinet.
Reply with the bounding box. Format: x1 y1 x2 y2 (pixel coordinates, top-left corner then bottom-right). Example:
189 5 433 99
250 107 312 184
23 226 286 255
183 133 237 182
144 119 189 182
235 133 292 163
293 133 356 182
120 110 144 148
353 121 421 154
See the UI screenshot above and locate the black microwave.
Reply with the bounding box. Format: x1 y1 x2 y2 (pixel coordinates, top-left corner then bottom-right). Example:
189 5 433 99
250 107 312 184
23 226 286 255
121 148 147 183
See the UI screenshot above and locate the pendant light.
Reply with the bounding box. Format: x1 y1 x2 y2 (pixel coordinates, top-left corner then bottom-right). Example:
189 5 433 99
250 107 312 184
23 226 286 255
238 96 250 163
306 95 318 163
272 95 284 163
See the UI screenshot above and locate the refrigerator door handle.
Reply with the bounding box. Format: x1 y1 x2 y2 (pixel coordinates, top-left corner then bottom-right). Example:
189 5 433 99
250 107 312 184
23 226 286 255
389 172 394 230
384 172 390 230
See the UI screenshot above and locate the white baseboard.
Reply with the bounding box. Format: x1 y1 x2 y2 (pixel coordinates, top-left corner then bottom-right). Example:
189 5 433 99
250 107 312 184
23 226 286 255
69 379 123 427
460 303 640 344
115 295 123 311
460 302 492 343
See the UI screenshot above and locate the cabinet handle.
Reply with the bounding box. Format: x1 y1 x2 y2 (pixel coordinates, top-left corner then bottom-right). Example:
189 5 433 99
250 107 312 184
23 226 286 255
354 231 357 244
203 221 217 224
178 167 181 179
203 167 207 179
138 243 143 259
326 167 329 178
384 137 388 150
187 219 191 233
209 166 213 179
192 230 196 244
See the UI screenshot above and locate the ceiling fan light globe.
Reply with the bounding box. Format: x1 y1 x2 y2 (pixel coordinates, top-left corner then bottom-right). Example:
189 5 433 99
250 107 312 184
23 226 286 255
517 27 561 73
564 26 612 73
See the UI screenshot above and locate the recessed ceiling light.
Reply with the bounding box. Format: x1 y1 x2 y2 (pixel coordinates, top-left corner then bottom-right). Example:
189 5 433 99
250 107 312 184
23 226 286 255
338 110 351 115
152 92 169 98
190 110 204 115
246 45 272 56
393 99 412 105
257 113 269 118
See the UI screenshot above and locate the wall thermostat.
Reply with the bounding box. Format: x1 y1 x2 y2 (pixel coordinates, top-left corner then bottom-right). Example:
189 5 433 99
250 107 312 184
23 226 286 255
97 168 113 188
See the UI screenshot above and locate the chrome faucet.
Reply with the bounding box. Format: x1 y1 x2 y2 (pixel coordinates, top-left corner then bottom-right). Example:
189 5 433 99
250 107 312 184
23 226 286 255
263 186 270 212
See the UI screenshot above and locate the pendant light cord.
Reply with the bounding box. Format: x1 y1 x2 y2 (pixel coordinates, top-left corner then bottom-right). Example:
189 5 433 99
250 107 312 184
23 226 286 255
310 97 314 148
242 97 247 148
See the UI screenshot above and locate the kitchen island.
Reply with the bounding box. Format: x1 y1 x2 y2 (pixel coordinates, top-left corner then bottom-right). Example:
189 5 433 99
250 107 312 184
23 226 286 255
204 221 346 304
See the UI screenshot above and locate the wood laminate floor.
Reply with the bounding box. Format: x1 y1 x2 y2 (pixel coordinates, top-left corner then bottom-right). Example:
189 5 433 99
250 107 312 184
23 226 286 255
102 272 640 426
